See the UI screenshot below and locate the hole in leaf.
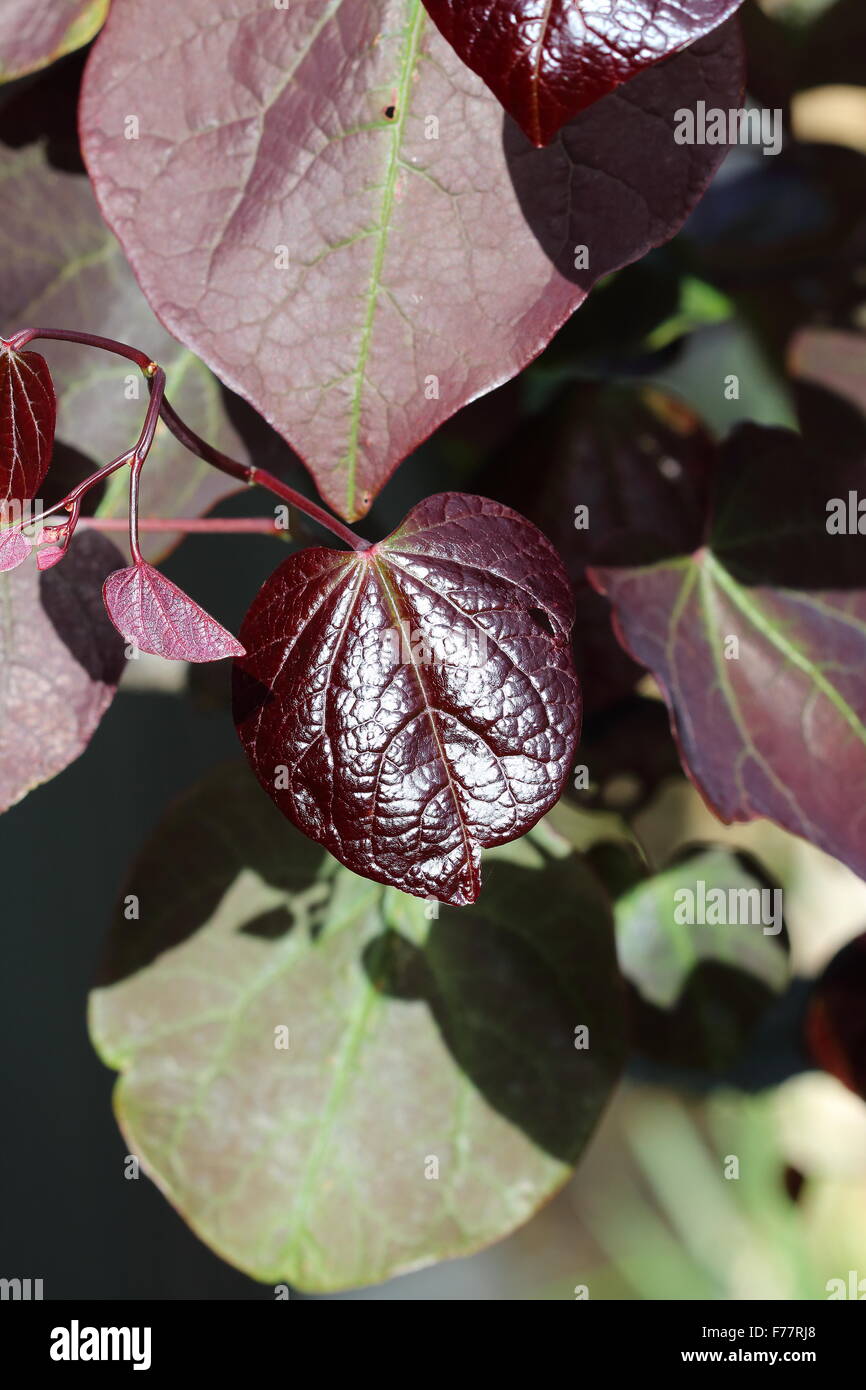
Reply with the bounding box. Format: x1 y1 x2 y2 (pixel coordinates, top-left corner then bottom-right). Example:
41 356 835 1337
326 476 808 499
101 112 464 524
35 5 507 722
384 104 396 120
528 607 555 637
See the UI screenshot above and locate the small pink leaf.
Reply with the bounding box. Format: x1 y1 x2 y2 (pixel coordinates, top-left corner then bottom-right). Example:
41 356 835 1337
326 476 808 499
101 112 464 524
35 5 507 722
102 561 245 662
0 529 32 572
36 543 66 571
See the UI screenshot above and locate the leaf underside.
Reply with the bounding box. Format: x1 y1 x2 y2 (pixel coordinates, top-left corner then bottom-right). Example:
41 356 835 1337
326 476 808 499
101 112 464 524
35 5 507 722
103 563 245 663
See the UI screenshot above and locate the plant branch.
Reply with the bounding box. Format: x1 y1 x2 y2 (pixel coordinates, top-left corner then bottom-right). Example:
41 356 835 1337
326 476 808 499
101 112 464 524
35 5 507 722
78 516 290 535
155 391 371 552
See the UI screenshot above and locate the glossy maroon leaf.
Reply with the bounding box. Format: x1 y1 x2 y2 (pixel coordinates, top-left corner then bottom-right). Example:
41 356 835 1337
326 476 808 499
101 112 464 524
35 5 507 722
0 529 32 572
103 562 245 663
422 0 744 146
234 494 581 905
0 347 56 508
0 530 125 812
590 424 866 881
81 2 742 520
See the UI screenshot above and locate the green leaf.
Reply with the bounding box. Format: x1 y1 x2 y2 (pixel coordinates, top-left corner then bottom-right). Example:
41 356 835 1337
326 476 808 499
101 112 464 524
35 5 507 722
615 845 790 1075
90 765 625 1292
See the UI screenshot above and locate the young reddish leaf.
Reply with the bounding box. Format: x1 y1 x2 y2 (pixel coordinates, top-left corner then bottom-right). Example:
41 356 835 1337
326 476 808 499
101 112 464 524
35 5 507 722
234 494 581 905
421 0 744 146
36 543 67 571
589 424 866 882
0 346 56 507
103 563 245 663
0 529 32 572
81 1 742 520
0 530 125 812
0 0 108 82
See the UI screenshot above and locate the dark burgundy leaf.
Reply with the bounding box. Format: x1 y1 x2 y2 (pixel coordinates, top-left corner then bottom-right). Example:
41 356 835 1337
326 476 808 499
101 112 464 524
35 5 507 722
421 0 744 145
81 2 742 520
0 528 32 572
806 934 866 1100
590 423 866 881
103 562 245 663
0 347 56 507
484 382 714 713
0 529 125 811
234 494 580 905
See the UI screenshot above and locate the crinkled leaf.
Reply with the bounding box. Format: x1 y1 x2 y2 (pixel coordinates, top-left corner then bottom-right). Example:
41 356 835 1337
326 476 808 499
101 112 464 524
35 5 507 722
0 116 245 562
422 0 744 146
0 528 32 572
616 845 789 1075
590 423 866 880
0 0 109 82
0 347 55 506
0 529 125 811
89 764 625 1292
81 1 742 519
234 493 580 905
103 562 244 663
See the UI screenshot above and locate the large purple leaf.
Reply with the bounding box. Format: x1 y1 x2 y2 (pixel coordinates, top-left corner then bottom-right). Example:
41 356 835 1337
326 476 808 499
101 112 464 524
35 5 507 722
422 0 744 147
80 2 743 520
234 494 580 905
590 424 866 881
0 116 246 563
0 529 125 811
0 347 56 507
0 0 108 82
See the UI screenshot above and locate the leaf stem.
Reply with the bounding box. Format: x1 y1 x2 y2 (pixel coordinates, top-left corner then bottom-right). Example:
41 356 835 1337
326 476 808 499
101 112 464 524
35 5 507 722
155 391 371 551
5 327 153 371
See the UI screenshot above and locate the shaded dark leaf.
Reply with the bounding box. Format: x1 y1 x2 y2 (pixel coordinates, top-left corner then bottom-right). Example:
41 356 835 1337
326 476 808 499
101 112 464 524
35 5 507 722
0 347 55 506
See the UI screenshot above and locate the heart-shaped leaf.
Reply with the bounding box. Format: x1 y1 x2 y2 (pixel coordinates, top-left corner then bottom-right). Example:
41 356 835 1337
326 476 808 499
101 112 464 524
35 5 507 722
0 529 125 812
81 2 742 519
0 110 246 562
0 346 56 508
36 542 67 571
422 0 745 146
0 528 32 572
590 423 866 881
0 0 108 82
90 764 626 1292
234 494 580 905
103 562 245 663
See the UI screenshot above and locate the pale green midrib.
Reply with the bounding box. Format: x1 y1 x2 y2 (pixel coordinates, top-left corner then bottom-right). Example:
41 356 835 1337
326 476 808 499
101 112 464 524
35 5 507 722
342 0 426 516
703 551 866 746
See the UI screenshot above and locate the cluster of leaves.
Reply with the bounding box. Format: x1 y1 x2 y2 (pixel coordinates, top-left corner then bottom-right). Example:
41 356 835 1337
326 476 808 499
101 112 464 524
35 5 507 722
2 0 866 1293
